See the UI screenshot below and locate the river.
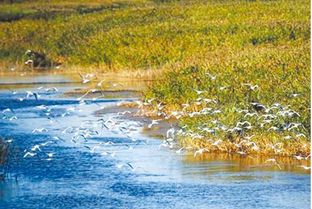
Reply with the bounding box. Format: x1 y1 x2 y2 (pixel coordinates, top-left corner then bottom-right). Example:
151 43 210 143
0 73 310 209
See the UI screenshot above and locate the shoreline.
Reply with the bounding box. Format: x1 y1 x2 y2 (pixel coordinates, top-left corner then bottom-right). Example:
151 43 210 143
0 68 310 166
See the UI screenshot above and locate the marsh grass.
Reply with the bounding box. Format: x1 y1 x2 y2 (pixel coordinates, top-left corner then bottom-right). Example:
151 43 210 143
143 52 310 156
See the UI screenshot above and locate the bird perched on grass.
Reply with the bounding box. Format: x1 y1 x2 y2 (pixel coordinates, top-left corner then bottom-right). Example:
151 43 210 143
243 83 259 91
251 101 266 112
25 49 61 69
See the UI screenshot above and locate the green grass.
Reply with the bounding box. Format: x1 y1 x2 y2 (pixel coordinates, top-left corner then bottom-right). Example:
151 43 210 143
0 0 310 156
144 51 310 156
1 0 308 68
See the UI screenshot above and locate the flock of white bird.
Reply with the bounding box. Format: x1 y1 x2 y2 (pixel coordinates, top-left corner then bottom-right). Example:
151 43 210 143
1 74 146 171
1 72 310 171
132 73 310 170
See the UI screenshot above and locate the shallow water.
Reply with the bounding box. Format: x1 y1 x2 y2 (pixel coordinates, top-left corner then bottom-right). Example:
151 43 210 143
0 74 310 209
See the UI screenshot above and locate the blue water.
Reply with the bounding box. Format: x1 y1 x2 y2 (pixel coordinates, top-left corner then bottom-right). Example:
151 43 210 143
0 76 310 209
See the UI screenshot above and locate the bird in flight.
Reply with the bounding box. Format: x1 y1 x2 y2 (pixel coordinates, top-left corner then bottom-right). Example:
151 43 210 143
78 72 96 84
23 152 36 158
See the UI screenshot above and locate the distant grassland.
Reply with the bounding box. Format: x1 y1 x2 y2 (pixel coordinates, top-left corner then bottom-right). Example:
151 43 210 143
1 0 309 68
0 0 310 156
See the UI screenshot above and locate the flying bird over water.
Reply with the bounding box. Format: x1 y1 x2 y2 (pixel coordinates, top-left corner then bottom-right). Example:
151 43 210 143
45 87 58 92
32 128 48 133
78 72 96 84
23 152 36 158
26 91 39 101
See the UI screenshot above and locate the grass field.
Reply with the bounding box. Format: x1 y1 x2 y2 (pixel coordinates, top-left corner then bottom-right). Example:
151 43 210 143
0 0 310 156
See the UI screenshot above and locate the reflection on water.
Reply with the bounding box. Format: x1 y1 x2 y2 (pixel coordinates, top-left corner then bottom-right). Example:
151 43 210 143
184 152 311 175
0 181 19 202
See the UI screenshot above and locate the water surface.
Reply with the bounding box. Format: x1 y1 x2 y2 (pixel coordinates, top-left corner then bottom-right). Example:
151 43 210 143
0 74 310 209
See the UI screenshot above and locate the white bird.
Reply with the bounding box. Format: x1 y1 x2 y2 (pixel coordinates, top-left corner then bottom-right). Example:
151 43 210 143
24 59 33 66
219 86 228 91
101 151 109 156
45 87 58 92
116 162 134 170
97 79 105 87
90 145 100 153
265 158 277 163
176 147 184 154
237 151 246 155
291 93 300 97
148 119 161 129
236 109 249 114
294 155 304 160
78 72 93 84
36 105 48 110
157 103 165 110
296 133 306 138
32 128 48 133
23 152 36 158
46 153 54 158
287 123 302 131
205 73 216 80
243 83 259 91
194 148 209 157
277 110 300 118
40 141 52 146
104 141 115 146
258 114 275 120
135 101 143 108
212 139 222 147
268 126 279 131
166 128 175 138
299 165 311 170
212 109 222 114
26 91 39 100
9 89 17 95
244 112 258 118
52 136 63 141
146 98 155 103
194 89 206 95
9 116 18 121
116 163 124 169
2 108 12 113
31 145 41 152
